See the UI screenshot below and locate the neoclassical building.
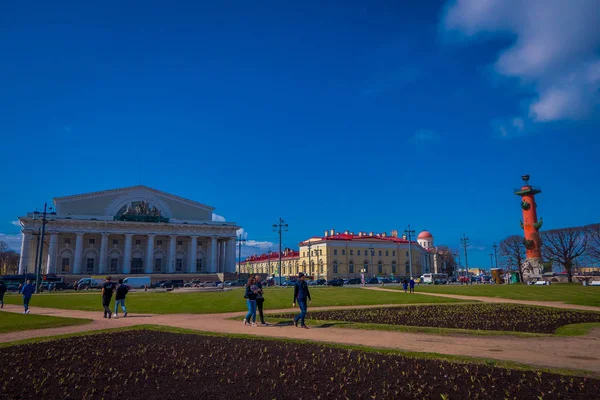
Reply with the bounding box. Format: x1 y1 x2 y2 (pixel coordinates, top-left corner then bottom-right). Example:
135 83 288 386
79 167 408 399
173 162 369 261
17 186 240 276
238 229 435 280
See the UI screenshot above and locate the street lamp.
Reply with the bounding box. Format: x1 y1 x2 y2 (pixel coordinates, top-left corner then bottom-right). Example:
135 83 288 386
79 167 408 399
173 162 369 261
460 234 469 281
273 217 288 285
32 203 56 293
492 243 499 269
404 225 415 279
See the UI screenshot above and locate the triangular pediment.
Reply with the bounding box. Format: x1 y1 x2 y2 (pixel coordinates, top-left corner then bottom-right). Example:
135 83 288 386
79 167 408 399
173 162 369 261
54 185 215 221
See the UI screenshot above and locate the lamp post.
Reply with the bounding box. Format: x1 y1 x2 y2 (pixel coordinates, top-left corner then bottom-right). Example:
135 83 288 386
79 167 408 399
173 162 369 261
404 225 415 279
492 242 499 269
267 250 272 276
30 228 42 281
32 203 56 293
236 234 246 276
368 244 374 278
273 217 288 285
460 234 469 282
489 253 494 269
306 242 312 278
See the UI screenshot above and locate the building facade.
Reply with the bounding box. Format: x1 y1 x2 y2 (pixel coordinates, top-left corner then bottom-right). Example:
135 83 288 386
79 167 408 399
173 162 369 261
18 186 240 276
238 229 434 280
237 249 300 276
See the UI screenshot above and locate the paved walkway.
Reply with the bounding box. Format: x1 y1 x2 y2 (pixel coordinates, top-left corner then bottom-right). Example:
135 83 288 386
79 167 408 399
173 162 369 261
2 302 600 375
364 287 600 312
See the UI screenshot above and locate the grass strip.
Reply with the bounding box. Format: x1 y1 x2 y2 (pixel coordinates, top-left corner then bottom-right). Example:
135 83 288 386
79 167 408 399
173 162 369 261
0 312 91 333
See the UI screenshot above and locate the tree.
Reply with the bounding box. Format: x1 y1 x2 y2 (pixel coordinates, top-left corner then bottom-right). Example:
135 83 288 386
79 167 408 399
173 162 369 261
0 241 20 275
498 235 526 282
584 223 600 263
435 245 456 277
540 227 588 283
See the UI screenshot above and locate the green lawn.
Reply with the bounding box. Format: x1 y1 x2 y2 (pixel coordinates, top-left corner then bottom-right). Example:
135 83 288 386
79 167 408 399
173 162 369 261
397 284 600 307
2 287 464 314
0 312 91 333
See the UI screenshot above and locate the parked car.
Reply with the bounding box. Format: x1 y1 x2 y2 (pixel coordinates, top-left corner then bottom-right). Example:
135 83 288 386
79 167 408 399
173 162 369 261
159 280 184 288
365 277 379 285
306 280 317 286
151 280 167 288
327 278 344 287
377 278 391 284
345 278 361 285
315 279 327 286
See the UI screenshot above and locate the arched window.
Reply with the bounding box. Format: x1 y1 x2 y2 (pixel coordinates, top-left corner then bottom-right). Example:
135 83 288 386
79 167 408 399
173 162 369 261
349 261 354 273
310 261 315 274
378 261 383 274
333 261 338 274
319 260 324 274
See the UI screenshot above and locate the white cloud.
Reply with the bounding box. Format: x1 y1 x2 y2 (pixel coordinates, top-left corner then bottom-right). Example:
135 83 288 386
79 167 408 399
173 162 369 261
493 116 528 139
0 233 22 252
443 0 600 126
212 213 226 222
411 130 441 144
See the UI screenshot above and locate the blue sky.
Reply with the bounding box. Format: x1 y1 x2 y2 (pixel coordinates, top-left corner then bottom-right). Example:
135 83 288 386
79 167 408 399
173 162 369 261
1 0 599 269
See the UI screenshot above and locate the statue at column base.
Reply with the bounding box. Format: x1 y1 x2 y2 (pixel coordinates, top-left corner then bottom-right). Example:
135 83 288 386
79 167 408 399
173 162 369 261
521 259 545 282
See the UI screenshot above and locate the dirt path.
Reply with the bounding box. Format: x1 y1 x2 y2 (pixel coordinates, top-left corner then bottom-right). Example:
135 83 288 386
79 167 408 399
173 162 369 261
364 287 600 312
2 304 600 374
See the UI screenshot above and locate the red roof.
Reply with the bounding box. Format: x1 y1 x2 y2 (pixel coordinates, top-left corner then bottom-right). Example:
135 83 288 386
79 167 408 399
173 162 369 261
301 233 416 245
418 231 433 239
240 250 299 264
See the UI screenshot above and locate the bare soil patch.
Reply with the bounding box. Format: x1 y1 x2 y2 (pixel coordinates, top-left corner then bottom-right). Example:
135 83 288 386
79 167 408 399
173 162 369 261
270 303 600 334
1 330 599 400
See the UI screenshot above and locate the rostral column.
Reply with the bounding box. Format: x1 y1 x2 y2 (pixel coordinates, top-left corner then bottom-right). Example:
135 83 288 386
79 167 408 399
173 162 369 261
514 175 544 280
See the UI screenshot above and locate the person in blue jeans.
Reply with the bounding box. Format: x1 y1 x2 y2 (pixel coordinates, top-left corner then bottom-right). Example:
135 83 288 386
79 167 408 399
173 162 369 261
409 277 415 293
292 272 311 329
113 279 130 318
20 280 35 314
243 277 259 327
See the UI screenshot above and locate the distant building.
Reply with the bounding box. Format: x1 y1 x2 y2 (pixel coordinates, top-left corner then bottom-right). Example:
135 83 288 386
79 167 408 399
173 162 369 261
236 248 299 275
18 186 239 276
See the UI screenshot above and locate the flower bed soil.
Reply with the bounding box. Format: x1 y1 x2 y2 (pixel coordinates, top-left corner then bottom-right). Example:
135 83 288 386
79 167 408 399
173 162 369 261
1 330 599 399
271 304 600 333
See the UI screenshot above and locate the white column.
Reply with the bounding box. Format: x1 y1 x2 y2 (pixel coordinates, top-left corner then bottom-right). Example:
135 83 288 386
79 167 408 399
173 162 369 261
228 238 236 273
145 235 155 274
46 233 59 274
73 232 84 274
189 236 198 273
98 233 109 274
18 231 32 274
123 234 133 274
219 240 226 273
209 236 217 272
168 235 177 273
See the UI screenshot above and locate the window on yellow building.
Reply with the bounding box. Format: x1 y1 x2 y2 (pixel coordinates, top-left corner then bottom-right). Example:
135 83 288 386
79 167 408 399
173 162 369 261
350 250 353 256
334 249 338 255
342 249 345 255
378 261 383 274
357 250 361 256
386 251 389 256
333 261 338 274
392 261 397 274
349 262 354 273
363 261 368 273
378 250 382 256
393 251 395 256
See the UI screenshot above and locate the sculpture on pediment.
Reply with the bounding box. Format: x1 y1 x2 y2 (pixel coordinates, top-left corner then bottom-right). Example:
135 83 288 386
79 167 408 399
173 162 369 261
116 200 168 223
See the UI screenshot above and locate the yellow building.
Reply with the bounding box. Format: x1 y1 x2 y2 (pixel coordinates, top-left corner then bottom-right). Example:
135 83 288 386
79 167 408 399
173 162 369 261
238 229 435 280
298 229 432 280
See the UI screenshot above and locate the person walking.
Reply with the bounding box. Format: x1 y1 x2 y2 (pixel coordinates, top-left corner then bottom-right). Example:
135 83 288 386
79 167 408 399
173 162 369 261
292 272 311 329
255 275 267 326
0 281 6 308
101 276 116 319
409 277 415 294
243 277 258 327
113 279 129 318
402 278 408 293
20 280 35 314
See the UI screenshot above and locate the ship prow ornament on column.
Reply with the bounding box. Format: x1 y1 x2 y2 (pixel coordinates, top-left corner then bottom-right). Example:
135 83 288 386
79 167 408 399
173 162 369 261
515 175 544 281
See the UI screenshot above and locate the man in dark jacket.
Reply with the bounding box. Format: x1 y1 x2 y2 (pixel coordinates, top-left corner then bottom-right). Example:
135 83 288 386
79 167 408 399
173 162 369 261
101 276 116 319
113 279 130 318
20 280 35 314
292 272 311 329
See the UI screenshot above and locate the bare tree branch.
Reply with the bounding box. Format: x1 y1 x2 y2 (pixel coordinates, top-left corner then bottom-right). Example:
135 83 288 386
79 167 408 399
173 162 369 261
498 235 526 281
541 227 588 283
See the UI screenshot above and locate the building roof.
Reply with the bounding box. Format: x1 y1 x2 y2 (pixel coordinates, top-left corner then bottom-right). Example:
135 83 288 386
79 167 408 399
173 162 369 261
301 232 416 245
417 230 433 239
240 250 300 264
